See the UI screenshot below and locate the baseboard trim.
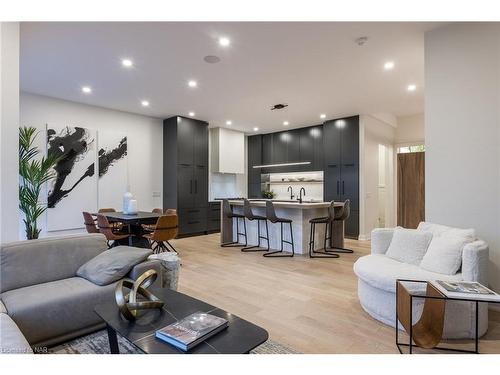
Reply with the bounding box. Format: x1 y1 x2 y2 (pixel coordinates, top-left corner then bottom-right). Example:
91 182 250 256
358 234 370 241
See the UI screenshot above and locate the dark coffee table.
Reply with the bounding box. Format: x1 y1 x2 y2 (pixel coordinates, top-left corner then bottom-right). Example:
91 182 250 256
94 287 268 354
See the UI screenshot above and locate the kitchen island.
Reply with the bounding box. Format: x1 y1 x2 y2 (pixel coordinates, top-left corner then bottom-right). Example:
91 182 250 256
220 199 345 255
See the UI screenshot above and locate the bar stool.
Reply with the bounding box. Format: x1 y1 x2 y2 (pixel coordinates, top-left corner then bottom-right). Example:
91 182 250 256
308 201 339 258
221 199 247 247
241 199 269 252
263 201 294 257
327 199 353 254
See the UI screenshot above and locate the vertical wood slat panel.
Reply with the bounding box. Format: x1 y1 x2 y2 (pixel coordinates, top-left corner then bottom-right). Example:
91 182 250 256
397 152 425 228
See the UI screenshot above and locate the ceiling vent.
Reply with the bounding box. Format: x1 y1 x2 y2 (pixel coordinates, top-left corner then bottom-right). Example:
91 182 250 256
355 36 368 46
203 55 221 64
271 103 288 111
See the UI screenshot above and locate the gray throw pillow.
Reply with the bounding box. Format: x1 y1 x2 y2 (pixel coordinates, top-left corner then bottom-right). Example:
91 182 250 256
77 246 152 286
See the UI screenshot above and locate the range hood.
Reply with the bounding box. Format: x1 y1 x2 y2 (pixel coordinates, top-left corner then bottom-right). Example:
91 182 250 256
252 161 311 169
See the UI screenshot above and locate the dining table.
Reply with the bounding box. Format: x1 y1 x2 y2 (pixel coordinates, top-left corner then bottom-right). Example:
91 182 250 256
93 211 162 248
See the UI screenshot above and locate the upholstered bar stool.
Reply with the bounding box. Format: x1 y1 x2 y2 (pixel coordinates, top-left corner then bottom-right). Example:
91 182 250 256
263 201 294 257
308 201 339 258
221 199 247 247
241 199 269 252
327 199 353 254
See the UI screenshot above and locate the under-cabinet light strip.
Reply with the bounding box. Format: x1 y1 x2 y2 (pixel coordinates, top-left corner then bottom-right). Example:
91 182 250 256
252 161 311 169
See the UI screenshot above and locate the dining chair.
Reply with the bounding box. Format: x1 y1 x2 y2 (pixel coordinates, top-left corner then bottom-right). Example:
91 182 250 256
96 214 131 248
143 214 179 253
143 208 178 232
98 207 124 230
82 212 99 234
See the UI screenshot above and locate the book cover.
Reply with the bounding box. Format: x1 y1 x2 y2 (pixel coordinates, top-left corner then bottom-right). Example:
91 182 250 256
155 311 228 351
431 280 500 302
437 281 494 295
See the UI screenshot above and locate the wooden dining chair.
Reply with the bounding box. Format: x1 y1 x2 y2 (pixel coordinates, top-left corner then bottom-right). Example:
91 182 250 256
143 214 179 253
96 214 131 248
82 212 99 234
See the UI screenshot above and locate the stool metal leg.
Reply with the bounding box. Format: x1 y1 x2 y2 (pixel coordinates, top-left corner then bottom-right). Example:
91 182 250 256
324 222 353 254
221 217 247 247
263 221 294 258
242 218 268 252
309 221 339 259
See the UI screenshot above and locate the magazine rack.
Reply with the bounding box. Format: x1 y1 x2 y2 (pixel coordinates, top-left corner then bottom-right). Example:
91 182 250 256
396 280 446 350
395 279 500 354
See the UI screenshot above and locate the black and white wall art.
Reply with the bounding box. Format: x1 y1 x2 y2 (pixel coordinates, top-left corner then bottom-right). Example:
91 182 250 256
97 131 128 210
46 125 97 231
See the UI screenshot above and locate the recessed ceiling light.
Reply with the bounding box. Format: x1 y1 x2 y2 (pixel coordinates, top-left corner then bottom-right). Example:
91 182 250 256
283 121 289 126
253 127 259 132
218 37 231 47
188 112 195 117
141 100 150 107
81 86 92 94
188 80 197 88
320 114 326 119
226 120 232 125
407 84 417 92
384 61 395 70
121 58 133 68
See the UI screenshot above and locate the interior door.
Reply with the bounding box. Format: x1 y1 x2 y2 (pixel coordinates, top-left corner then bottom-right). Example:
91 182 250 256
397 152 425 228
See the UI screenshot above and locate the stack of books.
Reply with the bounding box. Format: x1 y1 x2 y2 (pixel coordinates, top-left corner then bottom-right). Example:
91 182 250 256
155 311 229 351
431 280 500 302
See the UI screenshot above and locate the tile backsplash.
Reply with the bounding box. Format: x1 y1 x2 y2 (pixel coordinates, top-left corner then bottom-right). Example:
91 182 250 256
266 171 324 201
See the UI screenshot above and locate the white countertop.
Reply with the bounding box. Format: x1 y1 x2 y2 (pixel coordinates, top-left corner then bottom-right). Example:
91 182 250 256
227 199 341 209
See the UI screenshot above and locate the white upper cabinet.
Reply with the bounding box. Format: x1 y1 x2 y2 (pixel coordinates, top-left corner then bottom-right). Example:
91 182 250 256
210 127 245 174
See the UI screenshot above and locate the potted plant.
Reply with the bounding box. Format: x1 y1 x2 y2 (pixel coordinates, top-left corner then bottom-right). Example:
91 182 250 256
19 126 61 239
261 190 276 199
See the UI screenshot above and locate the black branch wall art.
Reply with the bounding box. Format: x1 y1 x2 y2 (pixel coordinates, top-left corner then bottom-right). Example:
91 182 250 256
98 137 127 178
47 126 95 208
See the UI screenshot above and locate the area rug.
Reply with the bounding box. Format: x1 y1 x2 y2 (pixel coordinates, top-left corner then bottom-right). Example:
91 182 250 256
49 329 299 354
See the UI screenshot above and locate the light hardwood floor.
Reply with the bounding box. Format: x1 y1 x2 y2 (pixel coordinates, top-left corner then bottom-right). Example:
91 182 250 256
171 233 500 354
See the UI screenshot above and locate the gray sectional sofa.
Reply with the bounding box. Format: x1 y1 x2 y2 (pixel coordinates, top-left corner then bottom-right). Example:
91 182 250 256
0 234 162 353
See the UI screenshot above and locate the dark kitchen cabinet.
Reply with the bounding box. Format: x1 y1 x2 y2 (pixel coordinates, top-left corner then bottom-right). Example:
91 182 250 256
299 125 323 171
323 115 359 238
163 116 209 236
287 131 300 162
207 202 221 233
272 132 287 164
247 135 262 182
262 134 273 165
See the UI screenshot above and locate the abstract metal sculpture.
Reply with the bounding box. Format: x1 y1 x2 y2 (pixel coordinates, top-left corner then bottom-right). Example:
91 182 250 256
115 269 164 321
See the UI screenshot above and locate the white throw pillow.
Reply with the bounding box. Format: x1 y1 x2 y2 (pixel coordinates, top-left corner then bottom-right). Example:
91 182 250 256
417 222 475 241
420 234 471 275
385 228 433 265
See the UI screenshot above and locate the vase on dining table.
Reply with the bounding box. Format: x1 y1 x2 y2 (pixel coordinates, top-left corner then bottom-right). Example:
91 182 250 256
123 190 133 214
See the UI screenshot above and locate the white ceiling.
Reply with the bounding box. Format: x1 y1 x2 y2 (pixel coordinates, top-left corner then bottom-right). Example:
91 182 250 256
20 22 439 133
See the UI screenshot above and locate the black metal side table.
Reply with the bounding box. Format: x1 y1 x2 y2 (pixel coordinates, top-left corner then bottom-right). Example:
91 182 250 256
395 279 500 354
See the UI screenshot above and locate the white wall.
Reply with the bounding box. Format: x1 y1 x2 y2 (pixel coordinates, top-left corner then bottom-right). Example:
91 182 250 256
396 113 424 145
359 115 396 240
425 23 500 291
0 22 20 244
208 133 247 200
19 92 163 238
